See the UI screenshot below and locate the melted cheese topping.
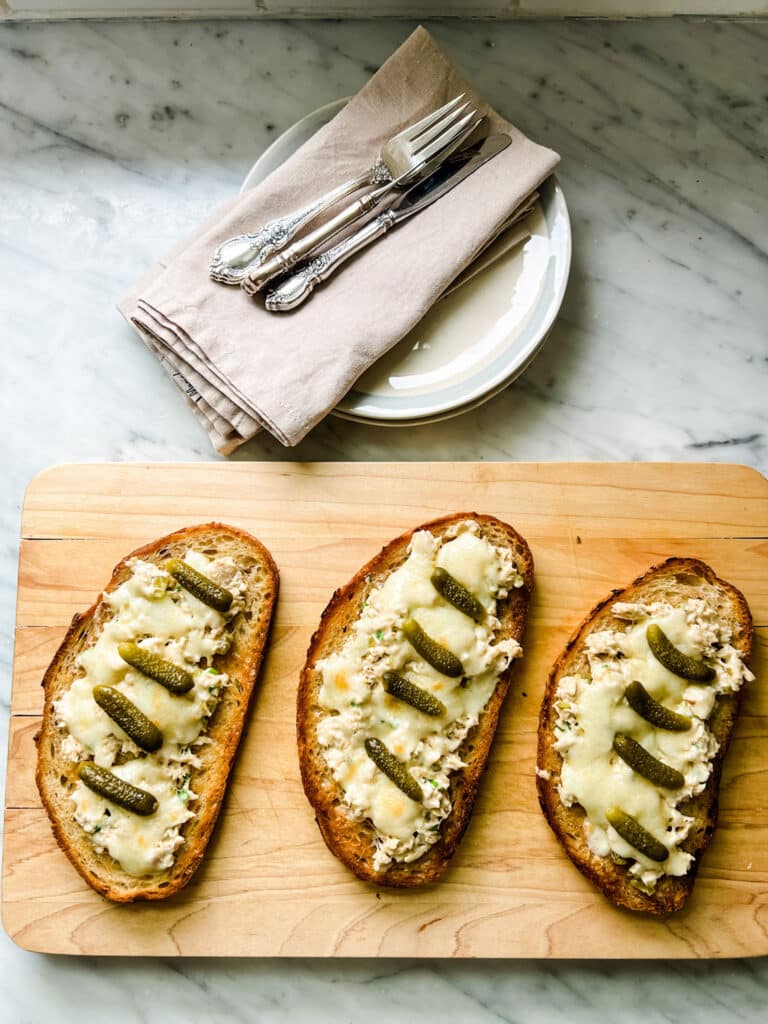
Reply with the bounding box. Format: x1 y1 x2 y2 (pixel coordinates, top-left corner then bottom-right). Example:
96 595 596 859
316 521 524 871
552 598 754 892
71 757 195 876
55 551 246 877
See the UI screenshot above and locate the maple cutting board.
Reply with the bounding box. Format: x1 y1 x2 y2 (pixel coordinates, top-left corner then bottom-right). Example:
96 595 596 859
3 462 767 958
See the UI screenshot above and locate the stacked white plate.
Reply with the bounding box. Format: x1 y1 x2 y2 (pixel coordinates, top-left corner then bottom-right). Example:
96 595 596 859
243 99 571 427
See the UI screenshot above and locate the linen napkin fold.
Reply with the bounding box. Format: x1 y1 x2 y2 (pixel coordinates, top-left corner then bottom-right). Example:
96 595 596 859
119 26 560 454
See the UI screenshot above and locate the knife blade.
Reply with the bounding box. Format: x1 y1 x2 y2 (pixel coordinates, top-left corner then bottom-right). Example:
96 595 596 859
264 132 512 313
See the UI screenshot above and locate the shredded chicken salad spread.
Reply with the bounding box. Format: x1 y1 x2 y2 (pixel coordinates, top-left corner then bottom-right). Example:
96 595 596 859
549 597 753 892
54 552 246 876
315 521 524 872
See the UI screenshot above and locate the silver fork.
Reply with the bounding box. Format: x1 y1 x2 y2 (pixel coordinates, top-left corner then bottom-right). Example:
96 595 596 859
241 105 481 296
210 94 469 286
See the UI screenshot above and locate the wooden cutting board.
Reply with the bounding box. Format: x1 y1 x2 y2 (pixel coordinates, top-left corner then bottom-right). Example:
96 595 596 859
3 462 767 958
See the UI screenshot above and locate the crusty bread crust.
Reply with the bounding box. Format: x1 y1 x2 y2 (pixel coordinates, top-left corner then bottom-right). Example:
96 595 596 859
297 513 533 887
536 557 753 915
35 522 278 903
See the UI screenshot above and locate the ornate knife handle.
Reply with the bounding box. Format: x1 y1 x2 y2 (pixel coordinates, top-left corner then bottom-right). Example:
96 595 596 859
209 163 389 286
265 211 396 312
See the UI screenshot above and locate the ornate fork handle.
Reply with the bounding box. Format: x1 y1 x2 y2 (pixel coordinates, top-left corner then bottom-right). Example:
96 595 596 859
264 211 397 312
209 162 390 285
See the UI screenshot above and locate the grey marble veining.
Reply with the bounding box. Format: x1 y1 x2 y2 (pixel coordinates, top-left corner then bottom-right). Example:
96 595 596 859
0 16 766 1023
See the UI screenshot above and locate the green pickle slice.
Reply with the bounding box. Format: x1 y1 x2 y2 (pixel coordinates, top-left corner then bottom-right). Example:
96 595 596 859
78 762 158 816
118 642 194 694
430 567 485 622
93 685 163 753
382 671 446 716
364 737 423 803
606 807 668 863
624 680 692 732
165 558 233 613
613 732 685 790
402 618 463 677
646 623 715 682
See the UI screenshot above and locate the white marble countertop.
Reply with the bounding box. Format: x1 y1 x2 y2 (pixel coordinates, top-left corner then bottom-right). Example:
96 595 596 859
1 15 766 1022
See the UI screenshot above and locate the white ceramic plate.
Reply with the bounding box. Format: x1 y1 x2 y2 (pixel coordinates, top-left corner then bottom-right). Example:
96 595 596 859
243 100 571 426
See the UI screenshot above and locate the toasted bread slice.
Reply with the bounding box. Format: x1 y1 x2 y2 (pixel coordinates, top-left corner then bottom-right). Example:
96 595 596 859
537 557 753 915
36 522 278 902
297 513 533 887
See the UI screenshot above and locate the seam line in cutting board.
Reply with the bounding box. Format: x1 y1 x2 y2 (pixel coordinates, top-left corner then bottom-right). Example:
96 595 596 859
21 536 97 542
19 532 768 540
684 535 768 541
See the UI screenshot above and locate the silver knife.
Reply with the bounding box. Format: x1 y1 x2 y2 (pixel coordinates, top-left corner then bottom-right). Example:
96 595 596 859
264 132 511 313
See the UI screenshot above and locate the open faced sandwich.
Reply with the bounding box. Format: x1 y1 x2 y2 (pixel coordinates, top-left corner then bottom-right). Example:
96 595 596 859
36 522 278 902
297 513 533 886
537 557 753 914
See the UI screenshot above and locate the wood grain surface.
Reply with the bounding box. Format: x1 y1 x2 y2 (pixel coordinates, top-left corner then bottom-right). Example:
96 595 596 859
3 461 767 957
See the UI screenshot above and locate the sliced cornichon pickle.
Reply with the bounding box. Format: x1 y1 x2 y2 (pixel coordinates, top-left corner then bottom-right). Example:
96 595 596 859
78 762 158 816
402 618 463 678
624 680 692 732
430 567 485 622
93 685 163 753
606 806 668 863
613 732 685 790
382 670 446 716
165 558 233 613
117 641 194 695
646 623 715 682
364 737 423 803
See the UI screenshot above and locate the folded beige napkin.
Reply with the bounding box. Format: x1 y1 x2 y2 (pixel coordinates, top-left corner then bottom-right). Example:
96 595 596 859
119 26 560 453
